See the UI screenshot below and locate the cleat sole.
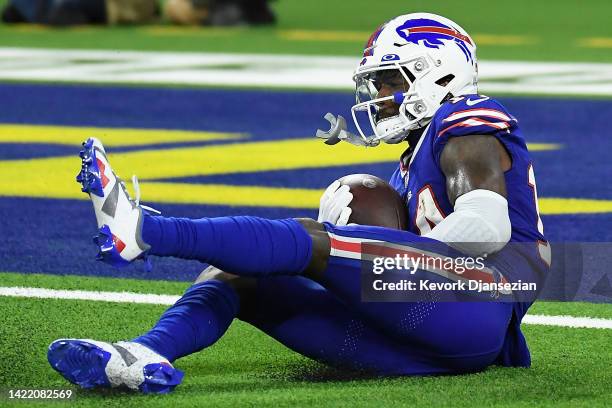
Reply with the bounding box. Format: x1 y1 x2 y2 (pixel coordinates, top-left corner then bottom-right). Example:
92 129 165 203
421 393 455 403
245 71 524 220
139 363 185 394
76 138 104 198
47 340 112 389
93 225 131 268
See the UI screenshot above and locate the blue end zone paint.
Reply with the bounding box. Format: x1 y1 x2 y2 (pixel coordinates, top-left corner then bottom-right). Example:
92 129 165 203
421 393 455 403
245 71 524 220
541 214 612 242
0 197 314 282
0 141 249 161
1 84 611 198
0 83 348 137
0 84 611 302
153 163 399 189
0 143 78 160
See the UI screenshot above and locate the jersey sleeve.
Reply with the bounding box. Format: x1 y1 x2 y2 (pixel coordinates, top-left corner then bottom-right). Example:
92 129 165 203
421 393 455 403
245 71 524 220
388 165 407 198
431 95 520 166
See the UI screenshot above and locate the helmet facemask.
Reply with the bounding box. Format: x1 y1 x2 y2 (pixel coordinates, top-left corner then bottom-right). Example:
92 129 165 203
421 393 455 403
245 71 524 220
350 12 480 145
351 55 458 145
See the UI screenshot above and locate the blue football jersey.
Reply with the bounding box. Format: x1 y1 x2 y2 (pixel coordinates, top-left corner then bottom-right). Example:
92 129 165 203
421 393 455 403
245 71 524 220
389 94 551 367
390 94 546 242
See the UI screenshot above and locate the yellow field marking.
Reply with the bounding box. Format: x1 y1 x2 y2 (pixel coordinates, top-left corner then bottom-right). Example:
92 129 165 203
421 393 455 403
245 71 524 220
130 188 612 212
2 24 52 33
0 129 568 210
0 24 537 46
277 30 537 45
0 138 402 201
278 30 370 42
0 170 608 213
143 26 245 36
0 180 320 208
2 137 400 179
539 198 612 215
135 182 321 208
525 143 561 151
0 124 244 147
472 34 537 46
577 37 612 48
2 24 98 33
0 123 559 153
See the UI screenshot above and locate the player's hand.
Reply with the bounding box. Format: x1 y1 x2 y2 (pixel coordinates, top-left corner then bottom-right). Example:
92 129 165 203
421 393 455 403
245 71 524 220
317 180 353 225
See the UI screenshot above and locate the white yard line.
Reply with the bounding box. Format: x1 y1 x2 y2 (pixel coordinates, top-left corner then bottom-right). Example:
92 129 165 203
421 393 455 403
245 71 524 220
0 47 611 95
521 314 612 329
0 286 180 305
1 286 610 329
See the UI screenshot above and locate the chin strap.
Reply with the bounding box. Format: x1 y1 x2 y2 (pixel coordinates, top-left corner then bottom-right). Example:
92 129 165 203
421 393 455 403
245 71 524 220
316 113 380 147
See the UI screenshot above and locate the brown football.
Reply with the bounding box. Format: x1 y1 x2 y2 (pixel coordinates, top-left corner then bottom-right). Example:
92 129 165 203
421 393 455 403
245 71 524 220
338 174 408 230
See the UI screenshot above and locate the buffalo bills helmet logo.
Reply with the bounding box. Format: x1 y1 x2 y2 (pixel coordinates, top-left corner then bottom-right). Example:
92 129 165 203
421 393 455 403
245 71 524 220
395 18 474 63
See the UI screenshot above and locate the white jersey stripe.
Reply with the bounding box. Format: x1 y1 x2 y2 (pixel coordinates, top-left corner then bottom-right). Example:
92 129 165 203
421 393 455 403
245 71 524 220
438 117 510 137
443 108 512 123
327 231 510 292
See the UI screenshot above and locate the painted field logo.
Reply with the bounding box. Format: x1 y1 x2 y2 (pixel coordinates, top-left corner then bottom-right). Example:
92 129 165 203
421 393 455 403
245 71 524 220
395 18 474 63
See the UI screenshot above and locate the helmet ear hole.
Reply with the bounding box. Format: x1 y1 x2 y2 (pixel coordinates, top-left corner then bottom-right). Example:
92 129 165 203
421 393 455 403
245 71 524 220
403 104 416 120
401 67 416 83
435 74 455 87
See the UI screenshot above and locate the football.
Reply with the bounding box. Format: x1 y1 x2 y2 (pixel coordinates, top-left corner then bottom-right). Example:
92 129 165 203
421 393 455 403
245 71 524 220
338 173 408 230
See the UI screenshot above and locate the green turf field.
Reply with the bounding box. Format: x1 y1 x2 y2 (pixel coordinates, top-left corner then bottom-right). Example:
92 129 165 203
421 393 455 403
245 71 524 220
1 274 611 407
0 0 611 62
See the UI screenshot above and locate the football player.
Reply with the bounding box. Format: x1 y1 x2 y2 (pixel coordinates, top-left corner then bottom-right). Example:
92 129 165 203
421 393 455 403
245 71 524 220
48 13 549 394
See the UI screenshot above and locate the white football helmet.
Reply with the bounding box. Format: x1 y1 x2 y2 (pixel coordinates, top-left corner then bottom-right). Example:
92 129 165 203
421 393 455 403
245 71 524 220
351 13 478 144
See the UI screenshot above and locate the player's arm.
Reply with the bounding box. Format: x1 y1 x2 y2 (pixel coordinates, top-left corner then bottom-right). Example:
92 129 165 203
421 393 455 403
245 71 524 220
440 134 510 203
301 135 513 278
425 135 512 256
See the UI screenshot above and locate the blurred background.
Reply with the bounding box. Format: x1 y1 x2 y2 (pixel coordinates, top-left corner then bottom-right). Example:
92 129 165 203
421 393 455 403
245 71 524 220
0 0 611 298
0 0 611 61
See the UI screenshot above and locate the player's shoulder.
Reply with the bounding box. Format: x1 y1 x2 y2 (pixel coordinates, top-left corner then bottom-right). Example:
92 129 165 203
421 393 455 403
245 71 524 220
436 94 512 116
431 94 518 139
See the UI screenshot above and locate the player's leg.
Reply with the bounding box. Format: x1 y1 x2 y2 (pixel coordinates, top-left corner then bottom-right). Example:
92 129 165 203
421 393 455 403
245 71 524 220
311 223 515 366
48 266 450 394
232 273 443 375
130 267 252 363
131 266 447 375
140 216 513 365
76 137 314 276
47 268 244 393
141 214 510 363
46 282 234 394
48 269 239 394
76 138 513 369
183 268 466 375
77 138 328 280
182 268 502 376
